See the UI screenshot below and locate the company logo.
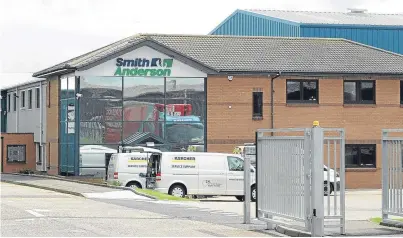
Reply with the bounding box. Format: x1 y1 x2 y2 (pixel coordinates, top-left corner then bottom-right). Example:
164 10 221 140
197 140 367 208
114 57 173 77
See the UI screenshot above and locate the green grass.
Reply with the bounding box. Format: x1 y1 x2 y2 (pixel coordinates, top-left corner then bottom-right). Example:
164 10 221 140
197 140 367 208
135 188 197 201
370 217 403 224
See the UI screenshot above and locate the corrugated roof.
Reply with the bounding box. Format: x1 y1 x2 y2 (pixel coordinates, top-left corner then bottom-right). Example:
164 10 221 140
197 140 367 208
33 34 403 77
243 9 403 26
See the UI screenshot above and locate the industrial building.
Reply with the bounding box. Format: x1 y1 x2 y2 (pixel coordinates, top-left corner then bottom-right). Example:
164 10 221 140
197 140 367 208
210 9 403 54
1 34 403 188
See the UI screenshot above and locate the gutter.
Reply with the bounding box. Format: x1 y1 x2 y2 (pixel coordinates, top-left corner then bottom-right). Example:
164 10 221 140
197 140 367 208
270 73 281 135
33 68 75 78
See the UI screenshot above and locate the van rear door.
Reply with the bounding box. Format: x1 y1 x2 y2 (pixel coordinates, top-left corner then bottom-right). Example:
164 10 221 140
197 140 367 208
145 154 161 189
107 154 118 182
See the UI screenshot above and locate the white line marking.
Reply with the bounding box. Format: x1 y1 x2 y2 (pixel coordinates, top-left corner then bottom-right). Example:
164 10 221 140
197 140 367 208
26 210 45 217
33 209 50 212
15 218 36 222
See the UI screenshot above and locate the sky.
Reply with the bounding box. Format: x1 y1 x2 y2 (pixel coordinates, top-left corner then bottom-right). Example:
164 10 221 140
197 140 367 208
0 0 402 89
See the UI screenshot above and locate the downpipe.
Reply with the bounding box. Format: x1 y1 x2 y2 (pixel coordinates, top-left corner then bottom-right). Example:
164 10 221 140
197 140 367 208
270 73 281 136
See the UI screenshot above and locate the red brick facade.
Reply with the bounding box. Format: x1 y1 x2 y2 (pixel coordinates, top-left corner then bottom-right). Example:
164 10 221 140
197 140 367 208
1 133 35 173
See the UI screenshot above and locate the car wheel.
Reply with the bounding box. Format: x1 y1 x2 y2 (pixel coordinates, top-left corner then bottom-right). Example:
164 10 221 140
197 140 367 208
235 196 244 201
169 184 186 198
251 185 257 202
324 181 334 196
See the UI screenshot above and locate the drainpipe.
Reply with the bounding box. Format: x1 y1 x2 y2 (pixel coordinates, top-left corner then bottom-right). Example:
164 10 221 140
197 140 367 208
1 136 4 173
39 81 44 171
15 86 18 133
270 73 281 135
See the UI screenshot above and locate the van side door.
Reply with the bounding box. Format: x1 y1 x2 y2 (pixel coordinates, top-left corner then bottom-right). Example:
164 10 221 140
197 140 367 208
198 155 227 195
225 156 245 195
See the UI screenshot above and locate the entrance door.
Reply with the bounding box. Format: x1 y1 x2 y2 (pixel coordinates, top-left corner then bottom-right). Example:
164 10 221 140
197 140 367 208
226 156 244 195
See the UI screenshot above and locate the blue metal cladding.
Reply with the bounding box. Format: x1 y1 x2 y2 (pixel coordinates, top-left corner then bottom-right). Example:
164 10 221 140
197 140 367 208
210 10 403 55
301 25 403 55
210 11 300 37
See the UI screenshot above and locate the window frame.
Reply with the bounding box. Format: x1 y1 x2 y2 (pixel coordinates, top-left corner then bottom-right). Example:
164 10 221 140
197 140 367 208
36 87 40 108
343 80 376 104
286 79 319 104
28 89 33 109
345 144 376 168
7 94 11 112
20 90 26 109
13 93 17 111
252 91 263 118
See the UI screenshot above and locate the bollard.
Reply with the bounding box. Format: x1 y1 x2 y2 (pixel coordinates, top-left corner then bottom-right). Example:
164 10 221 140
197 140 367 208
244 155 251 224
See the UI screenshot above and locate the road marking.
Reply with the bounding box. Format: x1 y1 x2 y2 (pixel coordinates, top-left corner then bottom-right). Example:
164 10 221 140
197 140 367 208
33 209 50 212
15 218 36 222
26 210 45 217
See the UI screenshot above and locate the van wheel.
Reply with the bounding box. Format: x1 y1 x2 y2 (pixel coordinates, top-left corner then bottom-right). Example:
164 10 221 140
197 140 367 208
169 184 186 198
251 185 257 202
126 181 141 189
324 181 334 196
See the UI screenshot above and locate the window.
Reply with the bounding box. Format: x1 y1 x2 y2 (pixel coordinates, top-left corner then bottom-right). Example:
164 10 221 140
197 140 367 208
20 91 26 108
344 80 375 104
286 80 318 103
7 94 10 112
227 156 244 171
36 88 40 108
400 80 403 105
13 93 17 111
252 91 263 117
28 89 33 109
345 144 376 168
7 145 26 163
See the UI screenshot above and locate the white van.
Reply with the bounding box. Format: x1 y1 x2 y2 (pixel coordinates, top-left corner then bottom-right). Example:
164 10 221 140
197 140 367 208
79 145 117 178
106 150 156 188
141 151 257 201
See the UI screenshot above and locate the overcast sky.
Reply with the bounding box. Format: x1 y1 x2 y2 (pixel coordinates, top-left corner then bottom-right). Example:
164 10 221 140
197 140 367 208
0 0 402 89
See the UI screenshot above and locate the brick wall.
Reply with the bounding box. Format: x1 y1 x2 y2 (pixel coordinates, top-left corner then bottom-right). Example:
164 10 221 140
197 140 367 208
1 133 35 173
46 76 59 175
207 75 403 188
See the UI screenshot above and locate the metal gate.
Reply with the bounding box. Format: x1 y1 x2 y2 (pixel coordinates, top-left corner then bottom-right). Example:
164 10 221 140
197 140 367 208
255 122 345 237
382 129 403 224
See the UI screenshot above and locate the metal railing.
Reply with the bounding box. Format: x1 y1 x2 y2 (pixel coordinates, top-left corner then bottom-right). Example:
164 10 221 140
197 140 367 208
382 129 403 223
255 124 345 237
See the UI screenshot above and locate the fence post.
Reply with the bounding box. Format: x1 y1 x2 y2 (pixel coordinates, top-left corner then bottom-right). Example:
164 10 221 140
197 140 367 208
244 155 251 224
311 121 324 237
382 130 389 221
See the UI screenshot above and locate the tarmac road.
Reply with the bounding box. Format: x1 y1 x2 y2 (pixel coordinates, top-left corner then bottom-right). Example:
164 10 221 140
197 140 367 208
0 182 274 237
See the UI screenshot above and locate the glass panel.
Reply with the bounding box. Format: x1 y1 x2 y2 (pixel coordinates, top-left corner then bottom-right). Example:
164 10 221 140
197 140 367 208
60 100 68 122
80 76 122 99
253 92 263 116
21 91 26 107
344 81 357 102
80 121 109 144
67 100 75 122
166 78 205 100
359 145 376 168
28 90 32 109
400 81 403 103
165 99 205 122
360 81 374 102
60 77 68 99
122 121 165 144
36 88 40 108
80 98 122 121
302 81 317 101
345 145 359 168
67 76 76 98
166 123 204 146
286 81 301 101
227 156 244 171
123 77 164 100
123 99 164 121
13 93 17 111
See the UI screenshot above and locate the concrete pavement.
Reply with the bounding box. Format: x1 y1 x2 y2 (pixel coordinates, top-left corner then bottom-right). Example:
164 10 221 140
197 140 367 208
1 182 273 237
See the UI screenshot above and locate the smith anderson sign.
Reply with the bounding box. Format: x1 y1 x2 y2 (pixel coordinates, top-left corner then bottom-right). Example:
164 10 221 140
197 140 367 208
114 57 173 77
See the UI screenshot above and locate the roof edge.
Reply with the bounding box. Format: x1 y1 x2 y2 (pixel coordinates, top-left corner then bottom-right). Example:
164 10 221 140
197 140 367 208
213 71 403 77
240 9 301 26
340 38 403 58
209 9 240 35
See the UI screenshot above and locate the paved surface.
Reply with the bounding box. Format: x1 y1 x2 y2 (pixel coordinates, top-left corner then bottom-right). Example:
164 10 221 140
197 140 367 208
0 182 274 237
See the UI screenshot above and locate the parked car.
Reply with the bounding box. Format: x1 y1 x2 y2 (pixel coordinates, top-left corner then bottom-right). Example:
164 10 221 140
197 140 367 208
139 148 257 201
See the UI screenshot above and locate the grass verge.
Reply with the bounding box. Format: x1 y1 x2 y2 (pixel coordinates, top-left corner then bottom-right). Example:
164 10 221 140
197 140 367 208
134 188 196 201
370 217 403 224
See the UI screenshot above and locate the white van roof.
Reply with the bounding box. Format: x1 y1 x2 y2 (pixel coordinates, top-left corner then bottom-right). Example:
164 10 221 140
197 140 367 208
125 146 162 154
162 152 239 157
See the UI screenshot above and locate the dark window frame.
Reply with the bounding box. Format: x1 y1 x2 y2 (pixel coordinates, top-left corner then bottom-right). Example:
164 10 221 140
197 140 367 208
13 93 17 111
286 79 319 104
252 91 263 118
7 94 11 112
20 91 26 108
6 144 27 163
400 80 403 105
343 80 376 104
28 89 33 109
345 144 376 168
36 87 40 108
